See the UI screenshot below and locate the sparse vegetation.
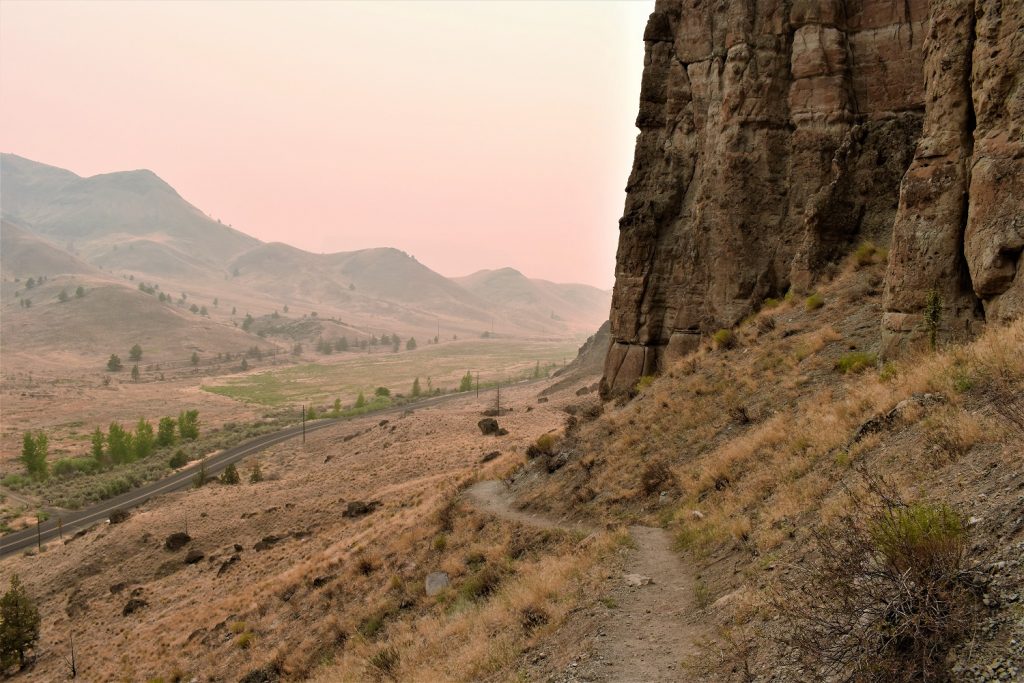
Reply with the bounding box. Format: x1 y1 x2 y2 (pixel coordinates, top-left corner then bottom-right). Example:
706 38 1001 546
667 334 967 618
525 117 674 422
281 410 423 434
805 292 824 311
835 351 877 374
924 288 941 350
712 328 736 350
776 478 979 682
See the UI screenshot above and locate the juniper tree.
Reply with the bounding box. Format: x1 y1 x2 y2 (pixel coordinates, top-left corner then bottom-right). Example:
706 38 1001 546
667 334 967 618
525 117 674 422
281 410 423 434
0 575 40 672
129 344 143 361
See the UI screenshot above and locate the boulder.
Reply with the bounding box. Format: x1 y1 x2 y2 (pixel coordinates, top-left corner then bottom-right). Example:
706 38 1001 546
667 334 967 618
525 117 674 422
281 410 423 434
477 418 500 435
184 549 205 565
425 571 450 596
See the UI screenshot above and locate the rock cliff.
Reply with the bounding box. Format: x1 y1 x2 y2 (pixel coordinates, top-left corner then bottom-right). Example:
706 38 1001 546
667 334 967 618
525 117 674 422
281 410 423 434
603 0 1022 396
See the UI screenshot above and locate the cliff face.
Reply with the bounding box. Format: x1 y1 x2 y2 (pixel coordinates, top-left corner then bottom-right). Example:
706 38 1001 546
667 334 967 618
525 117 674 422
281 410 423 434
603 0 1022 396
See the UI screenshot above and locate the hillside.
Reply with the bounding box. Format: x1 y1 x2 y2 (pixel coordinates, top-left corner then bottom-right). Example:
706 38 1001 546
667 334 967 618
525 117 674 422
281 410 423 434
0 219 96 279
455 268 610 332
2 154 606 339
0 153 259 276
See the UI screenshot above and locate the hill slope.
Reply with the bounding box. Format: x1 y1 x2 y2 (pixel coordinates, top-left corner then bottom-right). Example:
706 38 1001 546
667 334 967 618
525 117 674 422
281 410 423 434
1 153 259 277
455 267 610 332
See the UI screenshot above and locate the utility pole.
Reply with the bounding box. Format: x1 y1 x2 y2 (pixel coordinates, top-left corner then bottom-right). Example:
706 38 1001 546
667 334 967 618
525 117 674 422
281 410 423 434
301 404 306 444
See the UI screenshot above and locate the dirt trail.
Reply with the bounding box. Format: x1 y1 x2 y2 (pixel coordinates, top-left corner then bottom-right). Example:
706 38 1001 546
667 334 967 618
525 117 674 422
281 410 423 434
465 481 704 681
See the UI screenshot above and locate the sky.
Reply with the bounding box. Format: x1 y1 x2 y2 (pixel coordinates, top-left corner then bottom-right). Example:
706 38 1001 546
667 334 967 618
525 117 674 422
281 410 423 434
0 1 653 289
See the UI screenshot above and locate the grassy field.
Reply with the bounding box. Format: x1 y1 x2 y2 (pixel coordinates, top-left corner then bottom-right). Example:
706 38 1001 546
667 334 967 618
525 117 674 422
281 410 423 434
202 337 582 406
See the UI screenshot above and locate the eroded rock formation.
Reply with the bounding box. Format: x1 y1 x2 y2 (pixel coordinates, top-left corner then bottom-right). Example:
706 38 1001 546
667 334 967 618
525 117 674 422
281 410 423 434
603 0 1022 396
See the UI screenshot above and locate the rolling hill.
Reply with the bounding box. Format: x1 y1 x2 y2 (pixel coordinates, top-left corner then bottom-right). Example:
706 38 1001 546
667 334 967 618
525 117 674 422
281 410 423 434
1 154 609 341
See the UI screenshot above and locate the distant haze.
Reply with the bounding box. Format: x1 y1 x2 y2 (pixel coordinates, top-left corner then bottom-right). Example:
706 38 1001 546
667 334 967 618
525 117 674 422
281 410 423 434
0 1 653 288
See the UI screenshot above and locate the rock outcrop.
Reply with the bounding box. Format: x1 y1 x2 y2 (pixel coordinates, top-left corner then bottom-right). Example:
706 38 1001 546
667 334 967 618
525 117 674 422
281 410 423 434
603 0 1022 395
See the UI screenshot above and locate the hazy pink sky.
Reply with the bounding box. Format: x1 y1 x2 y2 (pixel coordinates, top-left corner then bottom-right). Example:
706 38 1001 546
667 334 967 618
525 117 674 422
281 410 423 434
0 1 652 288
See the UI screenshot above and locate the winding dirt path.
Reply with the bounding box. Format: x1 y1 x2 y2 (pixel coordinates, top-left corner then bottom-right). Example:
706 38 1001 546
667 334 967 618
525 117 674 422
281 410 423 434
465 481 704 681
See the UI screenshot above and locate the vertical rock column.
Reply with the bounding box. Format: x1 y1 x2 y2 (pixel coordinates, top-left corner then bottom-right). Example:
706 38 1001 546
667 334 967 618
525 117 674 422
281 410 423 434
882 0 985 354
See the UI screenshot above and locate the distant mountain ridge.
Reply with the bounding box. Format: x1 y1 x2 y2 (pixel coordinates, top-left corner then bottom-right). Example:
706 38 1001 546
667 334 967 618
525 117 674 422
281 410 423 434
1 153 610 337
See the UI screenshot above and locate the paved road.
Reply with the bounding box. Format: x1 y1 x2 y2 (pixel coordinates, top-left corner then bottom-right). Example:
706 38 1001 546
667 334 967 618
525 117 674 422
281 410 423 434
0 387 491 558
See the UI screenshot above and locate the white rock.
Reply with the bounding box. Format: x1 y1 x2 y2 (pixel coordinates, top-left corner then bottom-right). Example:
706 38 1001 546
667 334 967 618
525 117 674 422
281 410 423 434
624 573 653 587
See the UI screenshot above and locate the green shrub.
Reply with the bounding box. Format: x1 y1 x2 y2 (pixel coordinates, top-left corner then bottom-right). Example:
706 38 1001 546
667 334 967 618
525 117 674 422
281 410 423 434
458 565 502 601
1 474 30 490
777 482 978 683
168 450 188 468
52 457 101 478
805 293 824 311
526 433 558 459
879 362 898 382
835 352 877 374
852 241 888 268
432 534 447 552
712 329 736 350
635 374 656 391
762 297 781 309
870 502 965 575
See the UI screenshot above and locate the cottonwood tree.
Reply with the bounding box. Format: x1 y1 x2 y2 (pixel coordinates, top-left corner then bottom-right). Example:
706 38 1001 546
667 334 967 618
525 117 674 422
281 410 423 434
459 371 474 392
129 344 143 361
107 354 123 371
90 427 105 463
20 432 48 479
355 392 366 409
131 364 140 382
0 575 40 672
411 377 421 397
133 418 155 460
157 417 176 447
178 410 200 440
107 423 131 465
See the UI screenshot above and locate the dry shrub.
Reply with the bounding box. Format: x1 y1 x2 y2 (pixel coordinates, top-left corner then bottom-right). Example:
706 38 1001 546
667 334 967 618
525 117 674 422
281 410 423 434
713 329 737 350
368 645 400 680
526 433 557 459
640 459 674 496
774 475 982 682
